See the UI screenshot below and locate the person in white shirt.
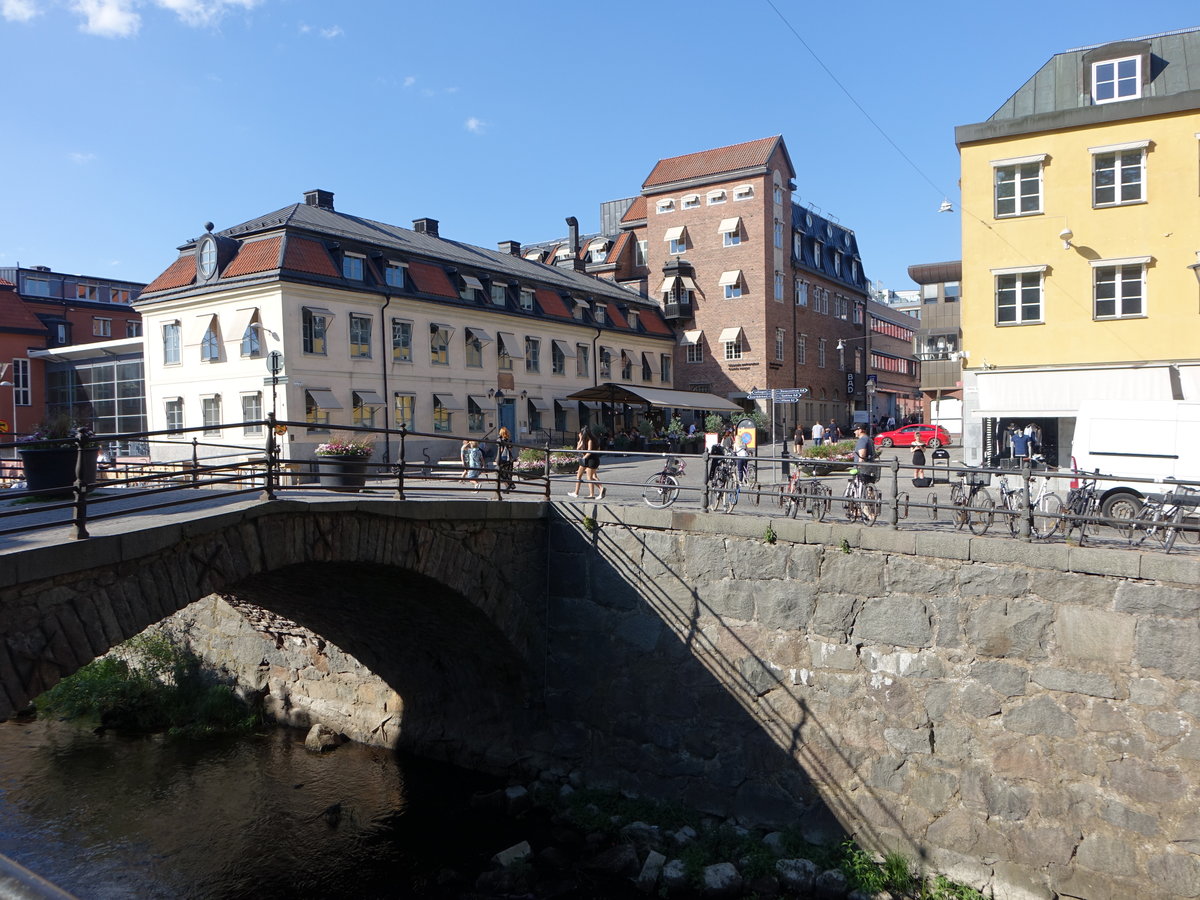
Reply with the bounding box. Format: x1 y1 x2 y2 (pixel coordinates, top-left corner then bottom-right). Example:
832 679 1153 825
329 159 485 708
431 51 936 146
812 421 825 447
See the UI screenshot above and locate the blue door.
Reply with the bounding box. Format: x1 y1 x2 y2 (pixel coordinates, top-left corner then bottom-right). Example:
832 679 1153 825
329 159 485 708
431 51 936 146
498 399 515 435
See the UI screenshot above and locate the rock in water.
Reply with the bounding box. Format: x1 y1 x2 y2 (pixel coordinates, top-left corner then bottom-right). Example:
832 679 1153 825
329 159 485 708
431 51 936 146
304 723 344 752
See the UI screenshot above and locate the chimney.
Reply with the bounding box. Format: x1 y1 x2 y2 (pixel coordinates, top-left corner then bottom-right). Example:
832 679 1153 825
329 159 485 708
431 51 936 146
498 240 522 256
566 216 579 254
413 218 440 237
303 189 335 211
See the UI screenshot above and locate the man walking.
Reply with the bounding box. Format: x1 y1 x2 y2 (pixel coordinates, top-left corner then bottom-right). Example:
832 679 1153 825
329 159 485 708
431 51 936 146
812 420 825 447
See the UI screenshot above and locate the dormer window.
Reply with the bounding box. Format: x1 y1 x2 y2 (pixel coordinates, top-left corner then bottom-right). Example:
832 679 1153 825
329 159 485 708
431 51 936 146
627 309 639 330
656 198 675 214
682 194 700 209
594 305 606 325
459 274 484 301
554 246 573 262
1092 56 1141 104
707 189 727 205
587 239 608 264
733 185 753 201
385 261 407 289
524 248 544 262
342 253 364 281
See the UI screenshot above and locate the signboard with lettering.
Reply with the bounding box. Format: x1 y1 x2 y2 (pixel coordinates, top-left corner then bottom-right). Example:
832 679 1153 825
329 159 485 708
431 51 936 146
846 373 856 395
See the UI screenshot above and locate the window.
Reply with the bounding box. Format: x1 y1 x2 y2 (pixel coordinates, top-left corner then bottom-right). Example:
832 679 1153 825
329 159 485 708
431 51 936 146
392 319 412 362
76 283 98 301
795 279 808 306
634 240 647 267
627 309 639 330
430 325 450 365
994 267 1045 325
733 185 753 201
682 194 700 209
719 217 741 247
393 393 414 428
921 284 939 302
242 393 263 436
723 229 741 247
468 398 485 433
498 339 514 372
774 185 783 204
349 315 372 358
641 353 653 382
201 320 220 362
490 282 507 306
945 282 961 302
529 402 542 433
1093 56 1141 104
720 270 743 299
465 331 484 368
552 341 566 375
520 289 534 311
595 305 606 324
525 337 540 373
126 321 141 338
25 277 52 297
433 396 451 433
707 189 726 205
814 241 823 268
342 254 364 280
12 358 29 406
202 396 221 435
163 323 181 365
353 392 377 428
797 335 806 365
576 344 589 378
305 392 331 432
241 321 261 357
774 272 784 302
665 226 687 255
660 354 672 383
459 274 483 301
385 262 407 289
1093 144 1147 206
774 220 784 248
93 317 111 337
686 341 702 364
165 398 183 433
111 288 131 305
818 339 826 368
724 337 743 361
993 158 1044 217
775 328 785 361
1093 260 1147 319
600 348 612 378
833 252 842 277
793 234 803 258
303 308 328 354
588 242 608 264
656 198 675 214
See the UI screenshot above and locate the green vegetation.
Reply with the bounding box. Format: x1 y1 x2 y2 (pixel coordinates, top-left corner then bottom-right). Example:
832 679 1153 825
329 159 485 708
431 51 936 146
763 523 777 544
36 632 261 738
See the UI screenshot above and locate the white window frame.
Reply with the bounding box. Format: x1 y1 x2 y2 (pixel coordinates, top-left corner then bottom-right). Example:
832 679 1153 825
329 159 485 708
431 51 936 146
660 353 672 383
201 395 221 435
1091 256 1150 320
707 189 726 205
774 220 784 248
392 318 412 362
242 393 263 436
385 261 407 289
992 264 1047 326
682 194 700 209
165 398 184 434
724 338 743 361
733 184 753 201
12 358 30 406
634 240 647 267
163 322 181 365
795 279 808 307
525 337 540 374
520 289 534 311
775 327 785 361
393 393 414 429
656 198 675 214
1092 56 1141 104
201 320 221 362
774 272 784 302
1090 141 1149 207
992 154 1046 218
93 316 111 337
818 338 826 368
490 282 507 306
349 314 372 359
430 325 451 365
797 335 806 365
342 253 365 281
686 342 703 364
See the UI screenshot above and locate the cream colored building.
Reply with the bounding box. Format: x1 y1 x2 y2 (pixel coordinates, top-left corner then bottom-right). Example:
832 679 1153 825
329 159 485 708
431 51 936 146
135 190 678 464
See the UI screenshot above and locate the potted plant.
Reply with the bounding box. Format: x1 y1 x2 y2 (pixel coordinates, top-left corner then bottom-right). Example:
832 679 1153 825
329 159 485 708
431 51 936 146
17 413 100 497
314 433 375 492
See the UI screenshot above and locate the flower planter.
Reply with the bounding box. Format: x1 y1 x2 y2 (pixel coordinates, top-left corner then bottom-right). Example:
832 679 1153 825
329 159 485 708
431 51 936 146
316 455 370 492
18 446 100 497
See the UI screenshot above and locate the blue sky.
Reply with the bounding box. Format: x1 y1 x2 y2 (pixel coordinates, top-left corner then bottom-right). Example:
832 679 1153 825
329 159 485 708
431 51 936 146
1 1 1196 293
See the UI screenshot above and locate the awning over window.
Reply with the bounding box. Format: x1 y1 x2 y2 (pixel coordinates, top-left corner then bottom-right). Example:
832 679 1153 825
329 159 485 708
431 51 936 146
302 306 335 319
580 400 604 410
663 226 686 242
679 276 698 290
234 307 259 338
718 270 742 286
717 217 741 234
353 390 385 407
552 339 577 358
642 352 654 369
587 238 608 251
466 326 493 343
527 396 551 411
430 322 455 334
434 393 463 410
679 329 702 346
658 276 678 294
718 326 744 344
600 345 616 360
497 331 524 359
462 275 484 291
468 394 492 409
306 389 342 410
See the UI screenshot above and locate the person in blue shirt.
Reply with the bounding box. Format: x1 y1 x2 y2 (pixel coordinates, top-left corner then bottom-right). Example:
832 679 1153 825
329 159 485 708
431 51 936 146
1010 429 1033 460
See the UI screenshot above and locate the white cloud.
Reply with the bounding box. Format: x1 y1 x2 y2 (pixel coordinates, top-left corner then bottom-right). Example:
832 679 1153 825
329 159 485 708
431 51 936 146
319 24 341 38
403 76 416 88
465 117 486 135
72 0 139 37
68 151 97 164
152 0 260 29
1 0 40 23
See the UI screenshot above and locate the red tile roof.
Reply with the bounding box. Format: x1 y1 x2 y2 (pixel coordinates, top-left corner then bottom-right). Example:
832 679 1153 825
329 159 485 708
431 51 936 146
534 288 572 319
408 260 458 297
283 236 339 277
222 236 282 277
620 197 647 223
143 255 196 293
604 302 629 329
0 288 46 331
643 136 781 189
637 306 672 336
0 278 14 288
607 231 631 263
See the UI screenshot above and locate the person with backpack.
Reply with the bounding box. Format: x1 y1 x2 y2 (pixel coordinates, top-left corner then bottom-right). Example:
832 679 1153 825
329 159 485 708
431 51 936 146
495 427 515 492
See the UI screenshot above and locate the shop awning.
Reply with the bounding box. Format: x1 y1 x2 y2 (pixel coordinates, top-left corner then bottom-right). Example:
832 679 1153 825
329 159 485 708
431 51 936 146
566 382 741 412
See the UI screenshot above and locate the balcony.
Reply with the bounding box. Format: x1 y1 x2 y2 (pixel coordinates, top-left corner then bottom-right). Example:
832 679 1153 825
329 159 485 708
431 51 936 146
663 301 693 321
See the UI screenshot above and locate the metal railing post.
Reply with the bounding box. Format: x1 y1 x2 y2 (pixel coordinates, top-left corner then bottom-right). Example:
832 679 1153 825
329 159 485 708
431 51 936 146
262 414 278 500
543 439 552 501
889 456 900 529
190 437 200 485
72 436 90 540
395 425 407 500
702 449 711 511
1020 459 1032 540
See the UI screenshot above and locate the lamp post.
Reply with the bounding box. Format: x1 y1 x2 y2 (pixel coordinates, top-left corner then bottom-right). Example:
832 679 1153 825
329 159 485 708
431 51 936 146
0 380 13 454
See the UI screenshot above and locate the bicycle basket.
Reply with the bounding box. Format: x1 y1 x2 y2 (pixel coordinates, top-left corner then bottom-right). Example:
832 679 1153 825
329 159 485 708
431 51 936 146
965 468 992 486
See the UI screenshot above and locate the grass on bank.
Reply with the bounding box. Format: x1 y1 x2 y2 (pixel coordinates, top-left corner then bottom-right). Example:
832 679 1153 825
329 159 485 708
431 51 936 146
35 632 261 738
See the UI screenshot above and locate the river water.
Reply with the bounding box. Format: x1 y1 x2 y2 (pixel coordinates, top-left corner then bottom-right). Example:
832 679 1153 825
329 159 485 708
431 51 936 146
0 717 541 899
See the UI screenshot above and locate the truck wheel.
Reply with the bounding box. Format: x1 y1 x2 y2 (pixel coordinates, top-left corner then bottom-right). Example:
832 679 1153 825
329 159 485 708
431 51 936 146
1101 491 1141 534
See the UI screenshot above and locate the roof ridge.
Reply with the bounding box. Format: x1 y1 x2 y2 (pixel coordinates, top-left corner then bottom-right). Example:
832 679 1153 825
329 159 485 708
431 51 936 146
1061 24 1200 54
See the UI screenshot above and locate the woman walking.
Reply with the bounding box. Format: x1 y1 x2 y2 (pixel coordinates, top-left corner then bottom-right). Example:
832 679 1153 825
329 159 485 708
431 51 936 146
568 427 605 499
496 427 515 492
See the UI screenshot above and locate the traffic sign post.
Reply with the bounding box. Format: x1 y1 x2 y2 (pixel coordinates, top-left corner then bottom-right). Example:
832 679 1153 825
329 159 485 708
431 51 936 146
747 388 810 452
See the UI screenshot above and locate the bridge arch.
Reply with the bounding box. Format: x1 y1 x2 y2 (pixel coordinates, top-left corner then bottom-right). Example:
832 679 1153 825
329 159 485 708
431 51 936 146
0 502 549 767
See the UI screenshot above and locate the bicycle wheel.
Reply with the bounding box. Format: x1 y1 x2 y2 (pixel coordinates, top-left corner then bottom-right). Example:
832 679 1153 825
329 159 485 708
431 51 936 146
842 483 858 522
1002 495 1020 537
642 473 678 509
778 483 793 514
1127 502 1160 547
927 492 939 520
951 487 968 530
898 491 910 519
968 496 995 535
1164 502 1186 554
725 482 740 512
809 484 830 521
1032 493 1063 539
1180 513 1200 544
862 484 880 526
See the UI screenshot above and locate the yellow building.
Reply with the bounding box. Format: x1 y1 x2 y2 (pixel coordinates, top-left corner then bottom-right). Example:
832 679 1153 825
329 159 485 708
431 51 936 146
956 27 1200 465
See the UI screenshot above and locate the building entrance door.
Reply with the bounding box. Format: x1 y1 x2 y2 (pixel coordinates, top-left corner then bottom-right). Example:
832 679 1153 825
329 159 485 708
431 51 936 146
498 399 515 435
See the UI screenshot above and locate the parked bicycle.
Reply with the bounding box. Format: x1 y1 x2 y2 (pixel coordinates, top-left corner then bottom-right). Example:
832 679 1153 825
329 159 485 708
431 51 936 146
708 457 740 514
1125 481 1200 553
949 468 994 534
641 455 686 509
1063 471 1100 546
996 472 1063 539
842 467 880 525
778 469 831 521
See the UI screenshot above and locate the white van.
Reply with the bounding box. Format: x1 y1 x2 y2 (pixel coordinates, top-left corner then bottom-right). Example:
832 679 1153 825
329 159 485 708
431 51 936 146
1068 399 1200 519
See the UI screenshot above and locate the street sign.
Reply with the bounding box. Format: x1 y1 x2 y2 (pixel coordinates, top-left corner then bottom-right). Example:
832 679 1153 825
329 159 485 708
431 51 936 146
0 420 8 434
266 350 284 376
747 389 773 400
846 373 856 394
748 388 809 402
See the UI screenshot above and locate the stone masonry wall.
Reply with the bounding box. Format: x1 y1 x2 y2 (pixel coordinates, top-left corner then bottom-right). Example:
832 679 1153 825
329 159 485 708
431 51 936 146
545 505 1200 900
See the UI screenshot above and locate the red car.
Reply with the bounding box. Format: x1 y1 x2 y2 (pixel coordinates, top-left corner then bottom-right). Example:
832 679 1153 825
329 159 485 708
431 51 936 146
873 424 952 449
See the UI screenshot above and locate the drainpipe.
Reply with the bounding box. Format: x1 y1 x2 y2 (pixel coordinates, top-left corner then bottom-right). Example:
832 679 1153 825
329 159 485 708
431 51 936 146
380 292 392 463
